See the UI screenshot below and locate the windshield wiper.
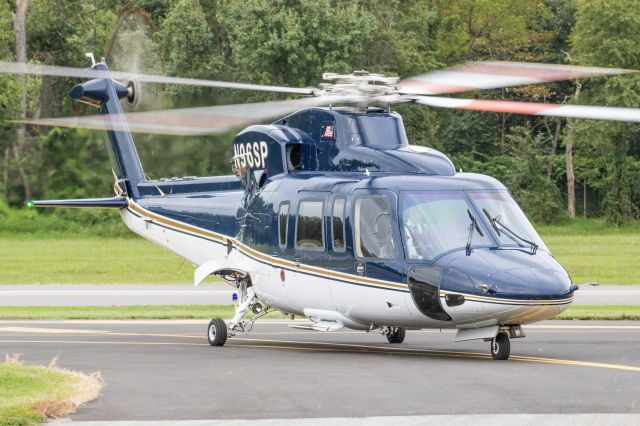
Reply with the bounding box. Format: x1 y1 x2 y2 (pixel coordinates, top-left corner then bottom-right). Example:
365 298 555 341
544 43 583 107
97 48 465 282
482 208 538 254
466 209 484 256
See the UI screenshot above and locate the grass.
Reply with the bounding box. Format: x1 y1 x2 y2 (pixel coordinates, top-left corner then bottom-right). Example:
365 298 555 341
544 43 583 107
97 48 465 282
0 305 287 320
0 304 636 321
0 237 193 284
537 221 640 284
553 305 640 320
0 356 102 425
0 218 638 284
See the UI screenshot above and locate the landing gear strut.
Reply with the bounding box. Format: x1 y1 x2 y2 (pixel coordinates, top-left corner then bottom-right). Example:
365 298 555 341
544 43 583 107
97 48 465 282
207 277 270 347
490 332 510 360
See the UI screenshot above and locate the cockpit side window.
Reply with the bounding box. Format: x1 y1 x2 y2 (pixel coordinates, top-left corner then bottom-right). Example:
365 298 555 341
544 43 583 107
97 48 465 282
332 197 346 253
401 192 492 260
354 196 397 260
278 202 290 249
295 199 324 251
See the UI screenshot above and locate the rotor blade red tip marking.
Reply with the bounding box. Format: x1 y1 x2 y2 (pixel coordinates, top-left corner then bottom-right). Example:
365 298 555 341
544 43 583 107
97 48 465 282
462 100 563 115
399 79 476 94
454 63 619 81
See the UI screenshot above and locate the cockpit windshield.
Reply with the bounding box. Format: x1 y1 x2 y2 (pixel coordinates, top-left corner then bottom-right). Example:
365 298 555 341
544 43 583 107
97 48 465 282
467 191 548 252
401 192 492 260
401 190 548 260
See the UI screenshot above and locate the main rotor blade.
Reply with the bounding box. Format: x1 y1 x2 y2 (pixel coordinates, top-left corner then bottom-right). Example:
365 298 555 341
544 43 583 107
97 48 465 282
17 96 345 135
0 60 318 95
412 96 640 123
399 62 635 96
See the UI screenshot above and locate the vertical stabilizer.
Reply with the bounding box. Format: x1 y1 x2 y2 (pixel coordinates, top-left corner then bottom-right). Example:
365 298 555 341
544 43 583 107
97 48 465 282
68 62 145 198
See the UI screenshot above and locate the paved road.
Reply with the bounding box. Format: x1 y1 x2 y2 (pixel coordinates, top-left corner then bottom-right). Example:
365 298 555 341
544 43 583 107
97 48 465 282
1 320 639 422
0 284 235 306
0 284 638 306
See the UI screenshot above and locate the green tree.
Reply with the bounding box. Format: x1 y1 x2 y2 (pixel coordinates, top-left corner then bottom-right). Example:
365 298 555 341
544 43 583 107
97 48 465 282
158 0 220 94
219 0 376 88
570 0 640 223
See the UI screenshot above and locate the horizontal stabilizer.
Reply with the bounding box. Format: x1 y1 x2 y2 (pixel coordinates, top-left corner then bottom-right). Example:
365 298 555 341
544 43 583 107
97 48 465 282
27 197 128 209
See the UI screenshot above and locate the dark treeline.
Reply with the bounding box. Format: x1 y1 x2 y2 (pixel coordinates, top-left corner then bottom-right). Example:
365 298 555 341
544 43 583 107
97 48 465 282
1 0 639 227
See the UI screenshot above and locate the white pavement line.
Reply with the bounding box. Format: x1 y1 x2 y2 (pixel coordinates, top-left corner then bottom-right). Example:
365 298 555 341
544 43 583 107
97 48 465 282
0 290 233 295
1 319 639 330
0 327 110 334
527 324 640 329
47 413 640 426
0 319 307 325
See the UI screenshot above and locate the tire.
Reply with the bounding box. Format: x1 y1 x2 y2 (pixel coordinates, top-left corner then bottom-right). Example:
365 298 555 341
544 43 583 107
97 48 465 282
491 332 510 360
386 327 406 344
207 318 228 347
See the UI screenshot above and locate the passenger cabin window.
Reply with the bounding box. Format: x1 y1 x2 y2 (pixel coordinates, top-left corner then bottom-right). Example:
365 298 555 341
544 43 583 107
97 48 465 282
278 202 289 248
296 199 324 251
332 198 346 252
354 196 397 259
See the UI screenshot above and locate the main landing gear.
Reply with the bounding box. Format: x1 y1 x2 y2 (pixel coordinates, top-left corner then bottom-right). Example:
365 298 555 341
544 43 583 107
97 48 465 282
207 318 227 346
207 278 269 347
380 326 406 344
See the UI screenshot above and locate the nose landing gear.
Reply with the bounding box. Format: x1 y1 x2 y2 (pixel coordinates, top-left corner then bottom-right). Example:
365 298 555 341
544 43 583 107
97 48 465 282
380 326 406 343
490 332 511 360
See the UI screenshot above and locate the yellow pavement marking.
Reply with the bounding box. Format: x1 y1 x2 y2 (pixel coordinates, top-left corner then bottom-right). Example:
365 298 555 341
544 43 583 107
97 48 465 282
2 325 640 339
230 338 640 373
2 333 640 373
528 324 640 329
0 339 207 347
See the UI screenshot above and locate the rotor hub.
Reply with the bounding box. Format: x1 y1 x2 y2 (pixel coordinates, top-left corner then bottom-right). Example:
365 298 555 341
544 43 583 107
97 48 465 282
320 71 400 101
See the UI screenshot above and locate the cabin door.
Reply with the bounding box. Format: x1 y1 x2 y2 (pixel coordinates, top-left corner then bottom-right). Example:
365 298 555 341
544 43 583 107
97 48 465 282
287 191 334 310
332 189 411 322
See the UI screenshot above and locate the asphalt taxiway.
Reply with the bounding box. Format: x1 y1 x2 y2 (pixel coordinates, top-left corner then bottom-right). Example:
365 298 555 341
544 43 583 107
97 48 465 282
1 320 639 422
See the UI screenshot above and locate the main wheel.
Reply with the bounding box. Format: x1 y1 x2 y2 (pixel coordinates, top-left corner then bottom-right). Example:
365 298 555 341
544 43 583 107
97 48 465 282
490 332 510 360
386 327 406 344
207 318 228 346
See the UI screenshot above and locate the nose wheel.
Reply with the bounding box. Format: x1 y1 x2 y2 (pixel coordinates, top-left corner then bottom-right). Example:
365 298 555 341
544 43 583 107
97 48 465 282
385 327 406 343
207 318 228 346
490 332 510 360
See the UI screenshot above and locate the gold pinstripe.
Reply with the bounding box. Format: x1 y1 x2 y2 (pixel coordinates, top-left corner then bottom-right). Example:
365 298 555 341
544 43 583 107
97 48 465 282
127 199 408 290
125 198 574 306
440 290 572 306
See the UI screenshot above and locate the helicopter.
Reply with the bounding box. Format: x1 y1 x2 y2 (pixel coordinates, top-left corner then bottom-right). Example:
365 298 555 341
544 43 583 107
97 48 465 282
2 55 639 360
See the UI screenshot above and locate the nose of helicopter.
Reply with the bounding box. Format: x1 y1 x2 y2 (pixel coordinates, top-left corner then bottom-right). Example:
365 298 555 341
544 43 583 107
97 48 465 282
484 264 573 299
438 248 575 301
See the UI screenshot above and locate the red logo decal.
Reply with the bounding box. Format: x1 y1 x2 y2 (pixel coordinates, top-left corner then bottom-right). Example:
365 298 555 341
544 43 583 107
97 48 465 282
322 125 334 139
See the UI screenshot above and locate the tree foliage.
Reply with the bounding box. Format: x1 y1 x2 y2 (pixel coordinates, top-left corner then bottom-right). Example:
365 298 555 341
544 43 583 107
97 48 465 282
570 0 640 223
0 0 638 226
